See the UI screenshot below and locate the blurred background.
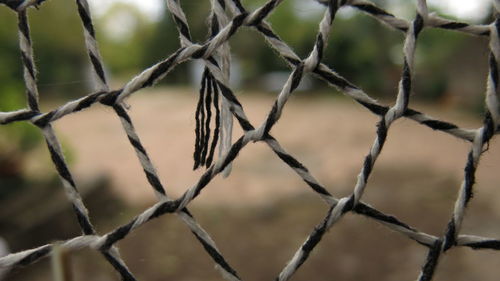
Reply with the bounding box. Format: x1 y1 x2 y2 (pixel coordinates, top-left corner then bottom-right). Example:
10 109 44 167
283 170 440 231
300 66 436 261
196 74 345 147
1 0 500 280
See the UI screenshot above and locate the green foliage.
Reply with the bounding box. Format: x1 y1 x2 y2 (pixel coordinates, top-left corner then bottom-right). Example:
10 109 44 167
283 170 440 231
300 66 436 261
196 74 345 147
96 2 157 78
0 0 489 104
0 0 87 166
0 0 89 100
0 84 41 153
139 6 187 84
322 13 401 96
415 28 466 100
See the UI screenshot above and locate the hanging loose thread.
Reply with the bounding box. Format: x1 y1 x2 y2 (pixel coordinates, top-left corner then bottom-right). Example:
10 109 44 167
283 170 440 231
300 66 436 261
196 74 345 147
192 5 229 171
200 68 213 166
206 74 221 167
193 68 221 170
193 69 207 169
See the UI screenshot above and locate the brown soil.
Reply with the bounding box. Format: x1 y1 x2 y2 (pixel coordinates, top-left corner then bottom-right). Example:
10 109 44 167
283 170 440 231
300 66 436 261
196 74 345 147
48 87 499 209
9 87 500 281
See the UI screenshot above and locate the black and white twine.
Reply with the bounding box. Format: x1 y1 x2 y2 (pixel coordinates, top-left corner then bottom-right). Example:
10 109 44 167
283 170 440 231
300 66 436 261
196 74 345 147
75 1 241 279
1 0 500 280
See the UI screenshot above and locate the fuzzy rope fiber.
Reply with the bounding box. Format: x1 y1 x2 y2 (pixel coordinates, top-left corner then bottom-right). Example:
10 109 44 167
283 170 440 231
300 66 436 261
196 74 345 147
1 0 500 280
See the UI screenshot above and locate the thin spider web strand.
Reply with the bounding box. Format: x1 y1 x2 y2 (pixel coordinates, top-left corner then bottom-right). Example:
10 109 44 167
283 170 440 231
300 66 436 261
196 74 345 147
0 0 499 280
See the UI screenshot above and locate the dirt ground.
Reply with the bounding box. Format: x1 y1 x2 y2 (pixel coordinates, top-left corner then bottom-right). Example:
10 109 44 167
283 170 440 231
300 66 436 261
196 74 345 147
12 87 500 281
45 87 499 208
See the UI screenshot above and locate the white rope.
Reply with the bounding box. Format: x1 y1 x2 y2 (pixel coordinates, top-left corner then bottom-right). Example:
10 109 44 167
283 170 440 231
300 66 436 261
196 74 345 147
0 1 499 280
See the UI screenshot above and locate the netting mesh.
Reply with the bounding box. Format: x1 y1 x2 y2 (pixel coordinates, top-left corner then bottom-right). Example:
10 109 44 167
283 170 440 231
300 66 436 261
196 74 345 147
1 0 500 280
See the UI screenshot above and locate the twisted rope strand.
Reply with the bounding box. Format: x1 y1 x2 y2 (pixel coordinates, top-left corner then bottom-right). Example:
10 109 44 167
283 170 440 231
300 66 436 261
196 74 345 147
160 0 462 266
210 0 234 177
417 4 500 280
0 0 499 280
223 1 489 142
2 2 497 141
75 2 241 279
2 219 499 271
277 2 428 279
316 0 490 36
17 8 93 239
89 1 420 255
18 7 136 281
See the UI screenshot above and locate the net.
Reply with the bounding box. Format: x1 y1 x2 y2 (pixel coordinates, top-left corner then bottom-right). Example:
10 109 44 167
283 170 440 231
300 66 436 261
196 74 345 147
0 0 499 280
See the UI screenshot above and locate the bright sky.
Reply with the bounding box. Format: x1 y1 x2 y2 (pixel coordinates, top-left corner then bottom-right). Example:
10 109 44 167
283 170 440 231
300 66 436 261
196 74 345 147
427 0 491 21
88 0 164 21
88 0 493 23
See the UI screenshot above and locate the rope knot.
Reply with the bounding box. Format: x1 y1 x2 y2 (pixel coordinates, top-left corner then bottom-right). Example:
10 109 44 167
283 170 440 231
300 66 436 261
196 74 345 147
99 89 122 106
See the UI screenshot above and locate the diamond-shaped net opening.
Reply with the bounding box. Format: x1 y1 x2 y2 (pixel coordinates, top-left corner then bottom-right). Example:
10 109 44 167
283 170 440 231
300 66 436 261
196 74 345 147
0 0 499 280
